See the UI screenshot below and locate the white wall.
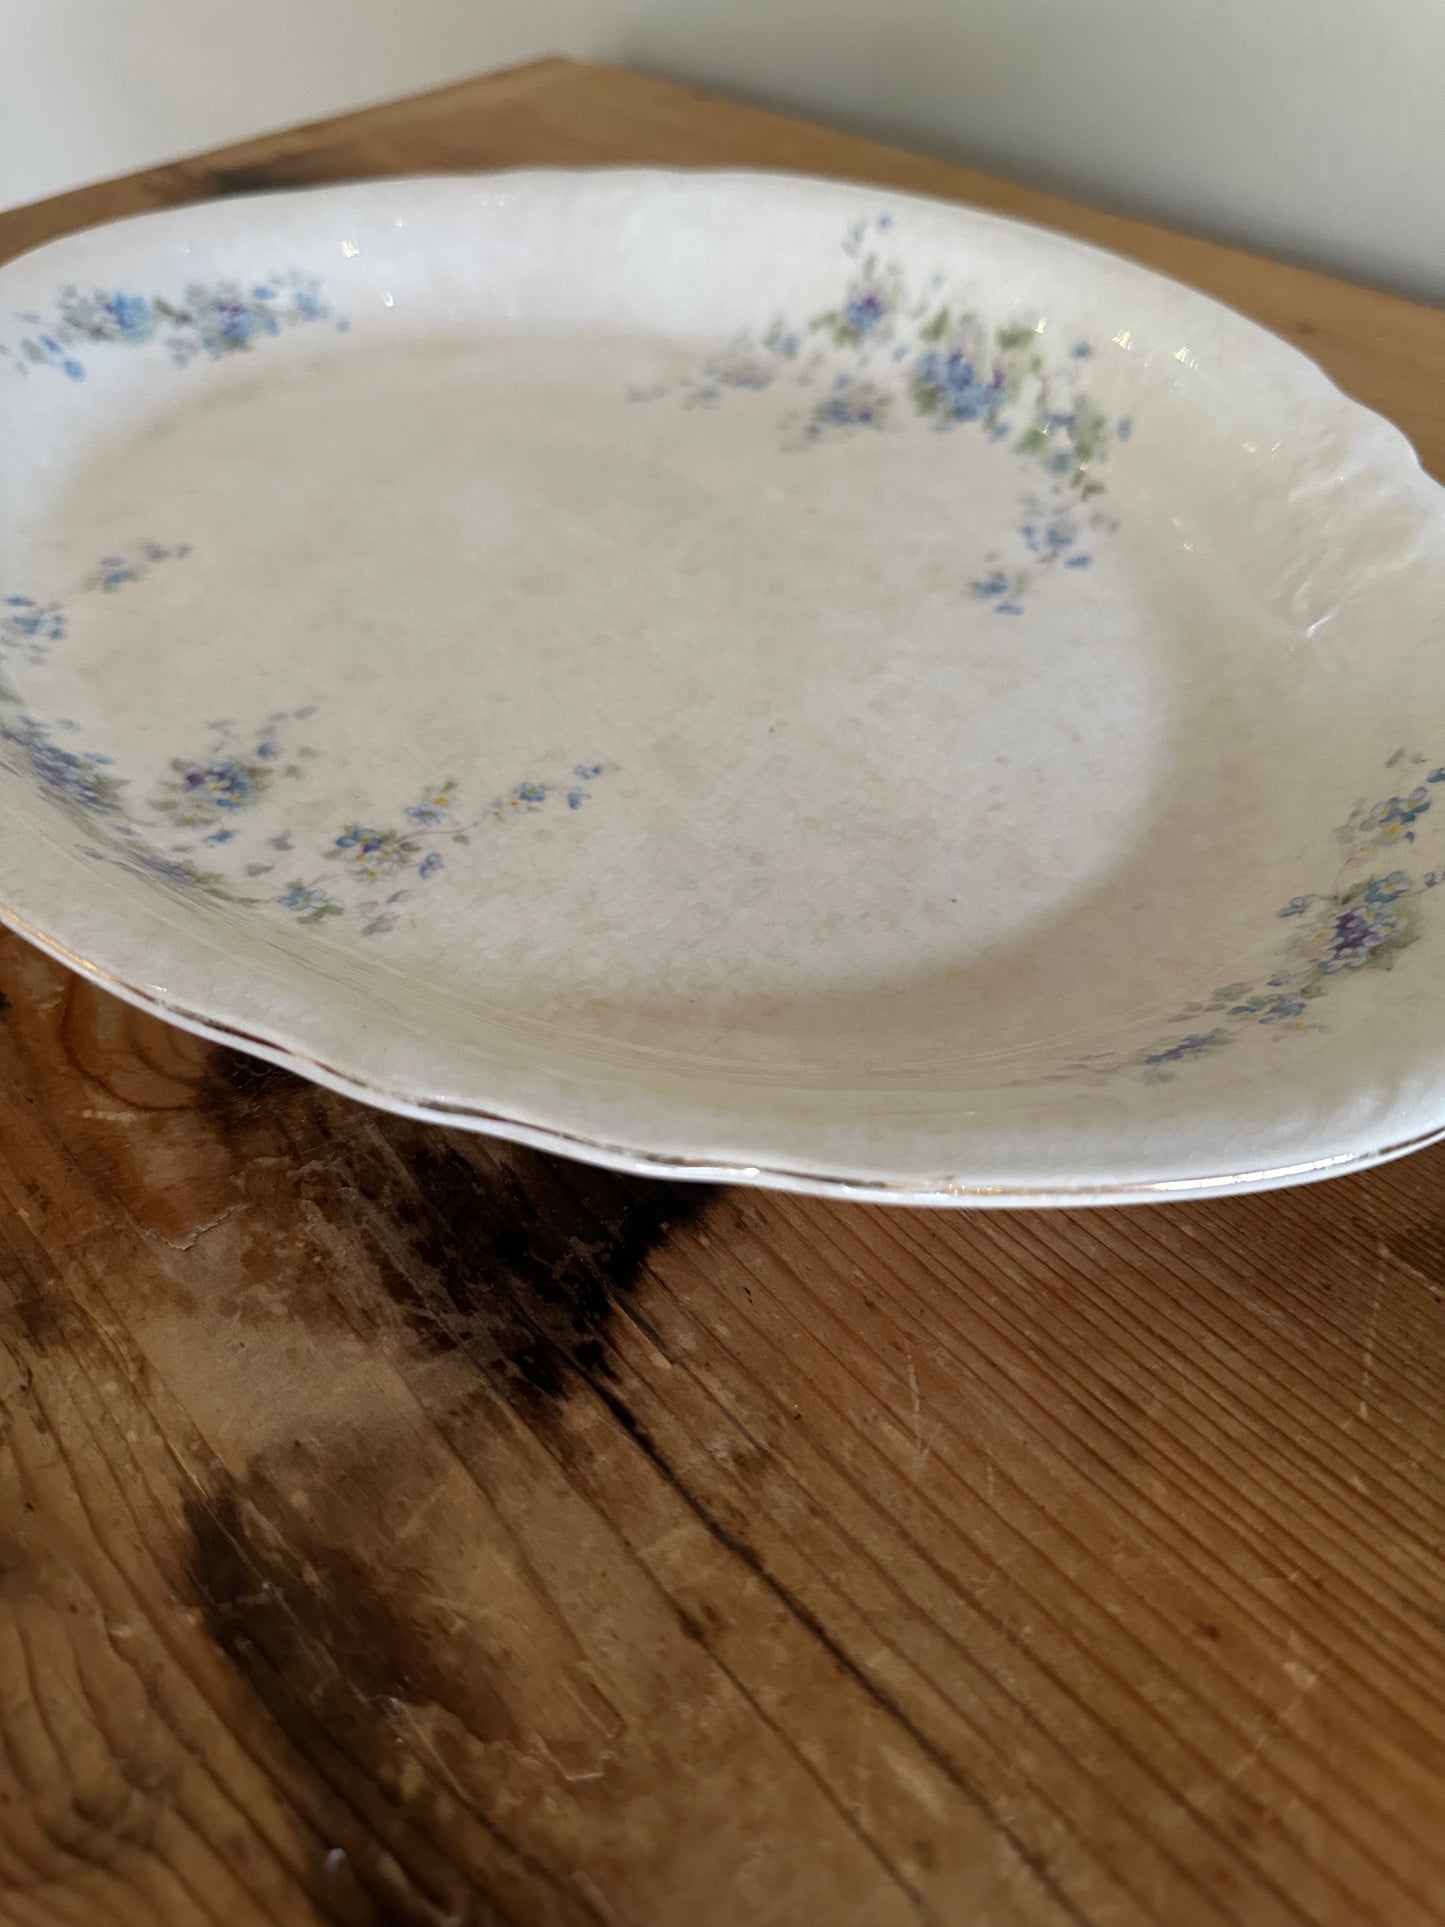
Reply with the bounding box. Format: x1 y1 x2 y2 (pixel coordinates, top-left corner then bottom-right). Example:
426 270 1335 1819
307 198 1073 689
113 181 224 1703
0 0 618 208
3 0 1442 301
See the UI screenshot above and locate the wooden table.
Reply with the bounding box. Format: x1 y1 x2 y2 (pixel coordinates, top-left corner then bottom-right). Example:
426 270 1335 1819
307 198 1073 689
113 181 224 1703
1 59 1442 1927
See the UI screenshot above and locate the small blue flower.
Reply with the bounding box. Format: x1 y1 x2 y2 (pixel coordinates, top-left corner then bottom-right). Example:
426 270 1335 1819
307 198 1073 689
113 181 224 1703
63 360 85 381
102 292 155 342
332 826 411 877
177 758 255 810
418 852 443 879
972 572 1010 601
996 601 1024 616
574 763 604 781
912 347 1006 423
208 296 254 348
1278 895 1316 918
1065 553 1093 569
842 287 888 337
1145 1032 1218 1066
1 601 65 641
405 803 444 825
514 781 547 805
279 882 330 912
1116 417 1133 441
1361 788 1431 838
1428 767 1445 784
1229 991 1308 1024
1364 871 1411 905
1070 340 1094 359
1316 902 1402 972
9 727 118 810
814 388 884 430
1048 450 1075 475
1265 998 1307 1022
566 788 586 809
256 739 280 760
203 827 236 845
1022 520 1076 556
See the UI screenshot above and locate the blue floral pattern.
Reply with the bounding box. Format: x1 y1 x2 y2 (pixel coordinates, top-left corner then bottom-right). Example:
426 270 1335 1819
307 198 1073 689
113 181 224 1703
1082 754 1445 1079
0 543 193 811
1 716 124 813
152 712 312 836
6 271 345 381
0 550 612 939
8 239 1435 1060
1 542 191 702
633 215 1129 614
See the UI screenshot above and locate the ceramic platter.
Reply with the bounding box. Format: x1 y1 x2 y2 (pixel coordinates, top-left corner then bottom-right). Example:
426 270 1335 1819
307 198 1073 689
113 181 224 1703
3 171 1444 1205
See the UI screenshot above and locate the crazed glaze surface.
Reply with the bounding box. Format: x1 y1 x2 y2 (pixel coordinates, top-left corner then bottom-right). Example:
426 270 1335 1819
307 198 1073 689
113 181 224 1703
2 170 1444 1203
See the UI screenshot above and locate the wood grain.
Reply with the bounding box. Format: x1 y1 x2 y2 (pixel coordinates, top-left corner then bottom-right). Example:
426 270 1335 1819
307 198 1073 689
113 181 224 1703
1 57 1443 1927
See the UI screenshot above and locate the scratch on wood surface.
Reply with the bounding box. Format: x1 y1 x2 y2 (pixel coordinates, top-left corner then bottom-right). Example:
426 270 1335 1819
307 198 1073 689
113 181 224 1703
902 1344 937 1481
1220 1667 1325 1792
143 1199 247 1252
1357 1243 1386 1421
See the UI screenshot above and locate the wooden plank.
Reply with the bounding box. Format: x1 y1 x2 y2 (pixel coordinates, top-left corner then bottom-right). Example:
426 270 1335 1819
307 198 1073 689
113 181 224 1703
1 58 1442 1927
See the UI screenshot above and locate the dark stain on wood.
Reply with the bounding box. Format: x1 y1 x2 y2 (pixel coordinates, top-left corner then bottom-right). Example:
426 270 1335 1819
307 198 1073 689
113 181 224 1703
176 1081 713 1919
199 1044 310 1125
7 1284 61 1354
186 1473 569 1927
363 1136 714 1403
0 985 11 1013
192 1044 716 1403
198 159 333 199
191 1471 514 1740
0 1529 29 1590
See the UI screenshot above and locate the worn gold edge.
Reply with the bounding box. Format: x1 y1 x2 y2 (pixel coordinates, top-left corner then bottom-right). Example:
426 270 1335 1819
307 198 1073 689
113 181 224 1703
5 903 1442 1205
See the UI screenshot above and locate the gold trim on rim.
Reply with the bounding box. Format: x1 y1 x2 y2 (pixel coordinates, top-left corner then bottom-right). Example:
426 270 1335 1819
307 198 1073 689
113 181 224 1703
3 899 1440 1207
